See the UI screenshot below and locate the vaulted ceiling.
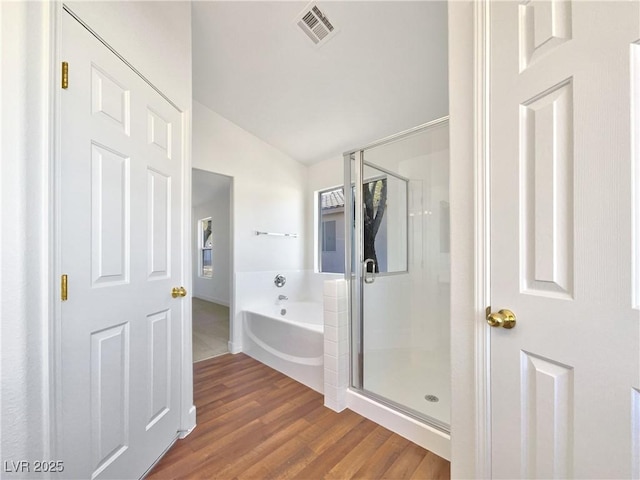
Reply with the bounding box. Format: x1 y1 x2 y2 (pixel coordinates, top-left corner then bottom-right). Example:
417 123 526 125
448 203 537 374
192 1 448 165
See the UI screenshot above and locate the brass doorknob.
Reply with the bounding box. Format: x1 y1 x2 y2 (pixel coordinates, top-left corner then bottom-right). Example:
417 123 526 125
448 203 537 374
486 308 516 329
172 286 187 298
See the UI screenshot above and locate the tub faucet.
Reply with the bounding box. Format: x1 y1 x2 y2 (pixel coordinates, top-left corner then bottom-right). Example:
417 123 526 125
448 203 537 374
278 294 288 301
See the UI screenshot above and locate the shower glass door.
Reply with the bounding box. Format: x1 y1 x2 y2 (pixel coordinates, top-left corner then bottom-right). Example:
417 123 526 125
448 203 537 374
346 120 450 431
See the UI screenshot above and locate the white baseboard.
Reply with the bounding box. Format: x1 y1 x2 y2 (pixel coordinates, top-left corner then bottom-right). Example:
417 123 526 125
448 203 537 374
228 341 242 354
193 294 229 307
346 389 451 461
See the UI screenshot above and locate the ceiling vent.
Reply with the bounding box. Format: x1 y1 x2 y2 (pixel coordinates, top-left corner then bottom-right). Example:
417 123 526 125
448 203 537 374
294 3 339 47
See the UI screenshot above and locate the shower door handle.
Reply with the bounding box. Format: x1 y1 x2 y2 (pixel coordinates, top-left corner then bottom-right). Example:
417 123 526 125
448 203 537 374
363 259 376 284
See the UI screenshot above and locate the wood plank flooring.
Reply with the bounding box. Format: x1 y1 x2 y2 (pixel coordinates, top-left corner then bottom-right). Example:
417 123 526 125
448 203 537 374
147 353 450 480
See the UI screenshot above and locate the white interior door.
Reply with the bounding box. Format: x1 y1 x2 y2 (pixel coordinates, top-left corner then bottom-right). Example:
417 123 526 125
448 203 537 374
489 1 640 478
59 11 184 479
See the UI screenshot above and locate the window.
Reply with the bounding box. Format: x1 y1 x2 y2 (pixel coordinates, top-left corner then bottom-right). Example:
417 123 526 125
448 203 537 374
199 217 213 278
317 171 407 275
318 187 345 273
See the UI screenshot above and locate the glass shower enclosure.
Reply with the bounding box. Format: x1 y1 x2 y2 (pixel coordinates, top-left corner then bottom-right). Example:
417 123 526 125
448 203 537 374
344 118 450 432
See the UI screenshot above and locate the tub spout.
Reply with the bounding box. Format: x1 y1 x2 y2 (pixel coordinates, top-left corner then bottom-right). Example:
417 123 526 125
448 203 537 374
278 294 288 301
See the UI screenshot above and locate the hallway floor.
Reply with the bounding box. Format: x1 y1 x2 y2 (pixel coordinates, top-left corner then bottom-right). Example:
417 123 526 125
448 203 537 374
192 298 229 362
147 353 450 479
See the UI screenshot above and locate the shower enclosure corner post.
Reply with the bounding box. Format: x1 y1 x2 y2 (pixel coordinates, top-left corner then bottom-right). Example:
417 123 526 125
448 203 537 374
344 151 362 390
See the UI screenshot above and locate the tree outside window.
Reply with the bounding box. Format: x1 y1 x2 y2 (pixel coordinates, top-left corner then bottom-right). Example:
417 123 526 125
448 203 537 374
363 178 387 273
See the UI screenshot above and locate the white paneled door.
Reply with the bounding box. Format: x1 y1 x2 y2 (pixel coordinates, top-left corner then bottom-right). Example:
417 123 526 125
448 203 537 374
59 11 184 479
489 1 640 478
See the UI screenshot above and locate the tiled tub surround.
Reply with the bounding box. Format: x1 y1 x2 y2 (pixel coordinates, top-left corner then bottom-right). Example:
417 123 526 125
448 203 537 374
323 279 349 412
238 270 341 392
242 276 350 401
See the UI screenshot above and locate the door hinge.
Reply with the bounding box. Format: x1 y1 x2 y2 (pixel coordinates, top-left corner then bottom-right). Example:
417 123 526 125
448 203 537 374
61 62 69 89
61 274 68 301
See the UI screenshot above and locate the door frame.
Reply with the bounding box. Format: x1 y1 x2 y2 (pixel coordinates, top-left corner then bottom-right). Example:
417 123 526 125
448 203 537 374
49 1 196 463
448 1 491 478
190 168 234 356
473 1 491 477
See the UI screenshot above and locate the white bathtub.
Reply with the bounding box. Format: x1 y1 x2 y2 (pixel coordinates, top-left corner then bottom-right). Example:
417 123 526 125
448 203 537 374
243 301 324 393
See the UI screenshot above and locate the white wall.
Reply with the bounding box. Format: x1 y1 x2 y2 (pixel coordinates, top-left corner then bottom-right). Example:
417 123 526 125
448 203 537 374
193 101 307 272
1 1 54 465
236 270 335 313
0 1 192 467
192 175 231 305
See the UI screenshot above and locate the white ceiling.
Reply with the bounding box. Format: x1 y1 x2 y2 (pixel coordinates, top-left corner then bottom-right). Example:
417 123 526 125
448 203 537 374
192 1 449 165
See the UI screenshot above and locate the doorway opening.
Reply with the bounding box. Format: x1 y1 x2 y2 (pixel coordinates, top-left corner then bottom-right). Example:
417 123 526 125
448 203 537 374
191 169 232 362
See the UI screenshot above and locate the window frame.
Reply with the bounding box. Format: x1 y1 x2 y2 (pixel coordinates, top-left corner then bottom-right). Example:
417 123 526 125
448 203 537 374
317 186 346 274
316 170 409 276
198 217 213 278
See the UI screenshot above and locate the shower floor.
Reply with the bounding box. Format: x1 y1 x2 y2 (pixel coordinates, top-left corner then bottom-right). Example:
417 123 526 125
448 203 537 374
363 347 450 428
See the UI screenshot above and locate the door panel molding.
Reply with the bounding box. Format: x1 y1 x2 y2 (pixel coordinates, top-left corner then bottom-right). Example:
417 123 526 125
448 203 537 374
520 351 574 479
90 323 130 477
91 63 131 134
146 309 172 430
147 168 172 279
519 0 572 73
91 142 131 287
519 78 574 299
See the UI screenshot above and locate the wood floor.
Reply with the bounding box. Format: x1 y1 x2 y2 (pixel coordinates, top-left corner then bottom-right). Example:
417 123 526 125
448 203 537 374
147 353 450 480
